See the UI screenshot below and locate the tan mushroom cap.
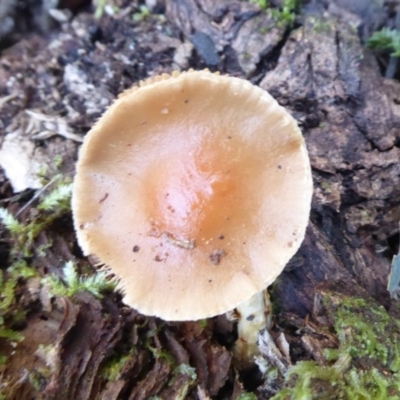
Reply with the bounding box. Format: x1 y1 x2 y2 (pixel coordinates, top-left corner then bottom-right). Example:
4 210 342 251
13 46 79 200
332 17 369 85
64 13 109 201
72 70 313 321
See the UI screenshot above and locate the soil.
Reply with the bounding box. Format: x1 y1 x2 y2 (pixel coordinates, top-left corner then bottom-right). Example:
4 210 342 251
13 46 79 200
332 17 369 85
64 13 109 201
0 0 400 399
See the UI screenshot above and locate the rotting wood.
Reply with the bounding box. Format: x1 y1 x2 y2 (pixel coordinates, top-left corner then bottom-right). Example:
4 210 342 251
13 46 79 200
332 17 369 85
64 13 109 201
0 0 400 398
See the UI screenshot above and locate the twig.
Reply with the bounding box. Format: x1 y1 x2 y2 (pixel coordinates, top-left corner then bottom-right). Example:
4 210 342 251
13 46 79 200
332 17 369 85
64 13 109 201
14 175 61 218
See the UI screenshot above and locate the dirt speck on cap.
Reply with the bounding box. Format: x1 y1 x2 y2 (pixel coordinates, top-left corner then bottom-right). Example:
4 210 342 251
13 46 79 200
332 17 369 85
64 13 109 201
209 249 226 265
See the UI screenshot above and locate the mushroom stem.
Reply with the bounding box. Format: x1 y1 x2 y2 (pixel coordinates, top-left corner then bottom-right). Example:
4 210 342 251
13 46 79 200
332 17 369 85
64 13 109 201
233 289 272 366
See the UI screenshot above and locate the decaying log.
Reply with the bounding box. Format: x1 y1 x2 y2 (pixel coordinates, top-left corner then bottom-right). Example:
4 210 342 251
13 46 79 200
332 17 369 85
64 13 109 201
0 0 400 398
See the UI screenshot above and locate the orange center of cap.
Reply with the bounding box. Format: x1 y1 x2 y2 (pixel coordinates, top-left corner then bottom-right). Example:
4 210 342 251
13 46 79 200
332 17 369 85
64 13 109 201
144 141 239 245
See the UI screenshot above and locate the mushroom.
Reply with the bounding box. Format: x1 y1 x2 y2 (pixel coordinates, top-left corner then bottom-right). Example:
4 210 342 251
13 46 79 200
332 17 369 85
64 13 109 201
72 70 312 362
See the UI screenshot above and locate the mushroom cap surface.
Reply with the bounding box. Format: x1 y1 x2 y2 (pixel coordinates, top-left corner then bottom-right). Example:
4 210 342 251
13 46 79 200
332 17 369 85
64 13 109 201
72 70 313 321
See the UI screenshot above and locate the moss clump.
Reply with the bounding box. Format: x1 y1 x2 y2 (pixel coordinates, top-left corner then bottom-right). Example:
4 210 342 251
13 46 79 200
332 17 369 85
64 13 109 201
333 297 392 364
270 0 299 28
168 364 197 400
272 292 400 399
250 0 300 27
367 28 400 57
0 179 74 397
238 393 259 400
250 0 268 11
0 181 72 258
0 260 36 344
43 261 116 299
132 5 151 22
0 178 102 362
0 180 72 356
320 180 332 193
101 350 134 381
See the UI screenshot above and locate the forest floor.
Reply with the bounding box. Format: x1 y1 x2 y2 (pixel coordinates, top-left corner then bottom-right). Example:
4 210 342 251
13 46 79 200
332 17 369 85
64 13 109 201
1 0 400 399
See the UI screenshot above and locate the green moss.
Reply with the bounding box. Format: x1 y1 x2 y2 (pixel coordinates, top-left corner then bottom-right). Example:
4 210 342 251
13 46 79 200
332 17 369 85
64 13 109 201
94 0 108 19
37 183 72 212
101 350 134 381
172 363 197 381
149 346 174 364
198 319 208 330
272 293 400 399
250 0 268 11
36 240 53 257
43 261 116 299
0 209 24 236
0 168 123 394
167 364 197 399
270 0 299 28
0 259 38 344
132 5 151 22
320 180 331 193
250 0 300 27
0 178 74 364
333 300 388 364
312 20 334 34
238 393 259 400
368 28 400 57
29 370 48 391
53 155 63 169
0 180 72 258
